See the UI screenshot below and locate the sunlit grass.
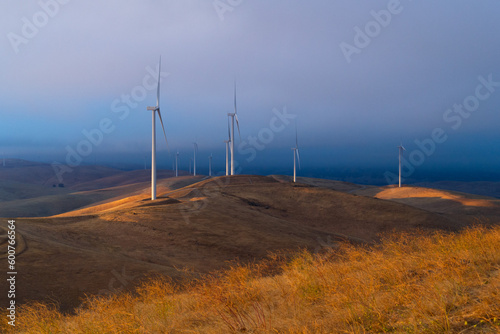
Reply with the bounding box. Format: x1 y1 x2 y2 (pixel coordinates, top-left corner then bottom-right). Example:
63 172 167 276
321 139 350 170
2 225 500 333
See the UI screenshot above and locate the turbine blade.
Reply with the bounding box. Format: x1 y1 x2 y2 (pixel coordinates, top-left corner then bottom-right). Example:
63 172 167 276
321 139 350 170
227 115 231 141
295 124 298 148
233 81 241 141
157 110 169 151
297 149 301 170
157 56 161 107
234 80 237 115
235 114 241 140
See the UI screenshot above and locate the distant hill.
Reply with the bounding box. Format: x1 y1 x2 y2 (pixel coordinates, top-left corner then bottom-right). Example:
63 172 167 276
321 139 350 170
0 159 123 188
415 180 500 198
0 160 188 217
70 169 190 191
0 174 205 218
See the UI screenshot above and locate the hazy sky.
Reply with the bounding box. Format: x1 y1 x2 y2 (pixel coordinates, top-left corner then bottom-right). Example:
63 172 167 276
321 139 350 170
1 1 500 181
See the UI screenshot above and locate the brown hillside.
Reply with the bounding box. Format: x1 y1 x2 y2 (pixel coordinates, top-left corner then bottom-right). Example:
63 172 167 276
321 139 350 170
0 175 469 312
0 172 204 218
70 169 191 191
0 159 122 187
291 177 500 226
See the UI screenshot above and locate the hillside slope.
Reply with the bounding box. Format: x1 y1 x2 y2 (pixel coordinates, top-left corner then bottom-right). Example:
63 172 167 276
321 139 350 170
0 159 122 188
6 225 499 333
0 175 468 311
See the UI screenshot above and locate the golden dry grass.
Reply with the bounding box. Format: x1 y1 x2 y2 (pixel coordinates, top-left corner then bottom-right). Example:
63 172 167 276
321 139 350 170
3 225 500 333
375 187 497 208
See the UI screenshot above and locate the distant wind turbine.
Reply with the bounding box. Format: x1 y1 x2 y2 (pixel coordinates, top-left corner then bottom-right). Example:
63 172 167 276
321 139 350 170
224 116 231 176
209 154 213 177
175 151 179 177
398 142 406 188
227 81 241 176
189 158 192 175
146 56 169 200
292 125 301 183
193 142 198 176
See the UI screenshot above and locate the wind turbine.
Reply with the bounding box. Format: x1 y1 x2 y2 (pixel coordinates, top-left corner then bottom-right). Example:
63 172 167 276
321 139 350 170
292 125 301 183
193 142 198 176
146 56 169 200
189 158 192 175
398 142 406 188
209 154 213 177
175 151 179 177
224 116 231 176
227 81 241 176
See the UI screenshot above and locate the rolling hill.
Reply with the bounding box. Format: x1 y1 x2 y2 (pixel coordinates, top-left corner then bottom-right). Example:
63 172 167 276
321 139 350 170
0 159 123 188
3 171 500 312
0 160 193 217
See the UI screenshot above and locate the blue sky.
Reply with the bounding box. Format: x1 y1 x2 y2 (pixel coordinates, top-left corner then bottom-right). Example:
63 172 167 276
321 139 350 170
1 1 500 182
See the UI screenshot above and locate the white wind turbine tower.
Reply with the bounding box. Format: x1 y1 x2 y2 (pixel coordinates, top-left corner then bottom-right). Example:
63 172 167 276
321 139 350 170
224 116 231 176
398 142 406 188
227 82 241 176
146 56 169 200
193 142 198 176
209 154 213 177
175 151 179 177
292 125 301 183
